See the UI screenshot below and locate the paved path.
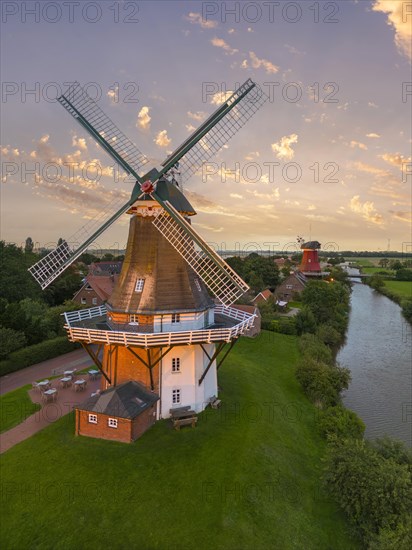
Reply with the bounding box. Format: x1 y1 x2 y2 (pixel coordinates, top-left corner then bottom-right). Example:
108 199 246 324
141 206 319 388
0 376 100 454
0 348 94 395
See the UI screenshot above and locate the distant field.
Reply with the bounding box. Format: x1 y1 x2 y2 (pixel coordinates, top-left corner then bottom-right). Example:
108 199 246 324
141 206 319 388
362 267 394 276
346 257 380 267
384 281 412 300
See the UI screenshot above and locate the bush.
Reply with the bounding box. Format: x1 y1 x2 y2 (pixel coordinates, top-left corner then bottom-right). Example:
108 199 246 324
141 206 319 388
325 439 412 545
401 299 412 324
271 317 297 335
369 516 412 550
318 405 365 440
372 436 412 472
295 307 317 335
0 337 79 376
395 269 412 281
295 358 351 407
298 333 333 365
317 324 342 348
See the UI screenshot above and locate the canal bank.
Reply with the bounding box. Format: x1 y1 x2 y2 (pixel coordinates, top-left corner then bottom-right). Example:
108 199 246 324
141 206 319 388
338 281 412 447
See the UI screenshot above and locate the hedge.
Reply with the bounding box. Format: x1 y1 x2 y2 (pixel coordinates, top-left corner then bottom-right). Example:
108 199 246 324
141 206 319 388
0 337 79 376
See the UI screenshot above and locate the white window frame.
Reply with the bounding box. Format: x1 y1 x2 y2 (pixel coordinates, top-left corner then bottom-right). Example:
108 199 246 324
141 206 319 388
88 414 97 424
108 418 118 428
92 297 98 305
135 278 145 292
172 388 181 405
286 285 293 290
129 314 139 324
171 313 180 324
171 357 181 373
81 297 87 305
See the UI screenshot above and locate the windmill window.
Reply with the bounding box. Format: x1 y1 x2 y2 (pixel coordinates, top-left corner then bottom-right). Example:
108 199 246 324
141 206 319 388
171 313 180 324
194 278 202 292
129 314 139 324
172 358 181 373
88 414 97 424
108 418 118 428
172 389 181 405
135 278 145 292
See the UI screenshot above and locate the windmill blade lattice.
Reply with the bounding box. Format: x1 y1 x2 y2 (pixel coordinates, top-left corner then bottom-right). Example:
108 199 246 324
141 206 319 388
58 82 148 178
152 201 248 305
161 79 268 183
29 194 132 289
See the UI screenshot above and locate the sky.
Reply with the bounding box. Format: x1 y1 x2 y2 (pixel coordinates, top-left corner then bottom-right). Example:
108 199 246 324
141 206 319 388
1 0 411 254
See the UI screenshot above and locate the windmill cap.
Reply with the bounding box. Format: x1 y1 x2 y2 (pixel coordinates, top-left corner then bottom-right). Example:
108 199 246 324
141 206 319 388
139 178 196 216
300 241 321 250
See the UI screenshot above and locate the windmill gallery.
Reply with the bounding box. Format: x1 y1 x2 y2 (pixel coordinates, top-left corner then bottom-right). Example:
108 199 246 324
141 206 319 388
28 79 268 443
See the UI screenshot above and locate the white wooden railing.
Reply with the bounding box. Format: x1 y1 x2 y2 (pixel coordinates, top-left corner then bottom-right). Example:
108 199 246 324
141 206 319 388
63 304 256 348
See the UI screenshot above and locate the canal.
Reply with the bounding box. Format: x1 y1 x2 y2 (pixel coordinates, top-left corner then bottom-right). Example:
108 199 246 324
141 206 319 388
337 277 412 447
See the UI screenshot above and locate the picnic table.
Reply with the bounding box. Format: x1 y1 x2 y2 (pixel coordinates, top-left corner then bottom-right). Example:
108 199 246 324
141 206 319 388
42 388 57 403
37 380 51 391
59 376 72 388
88 369 99 380
74 379 87 392
64 370 76 378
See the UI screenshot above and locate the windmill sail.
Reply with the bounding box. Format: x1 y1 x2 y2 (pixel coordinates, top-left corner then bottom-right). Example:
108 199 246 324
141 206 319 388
160 79 268 183
152 201 248 305
57 82 148 178
29 195 132 289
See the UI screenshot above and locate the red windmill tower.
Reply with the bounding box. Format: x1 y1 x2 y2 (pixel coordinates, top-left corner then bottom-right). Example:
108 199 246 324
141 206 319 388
297 236 321 273
29 80 267 443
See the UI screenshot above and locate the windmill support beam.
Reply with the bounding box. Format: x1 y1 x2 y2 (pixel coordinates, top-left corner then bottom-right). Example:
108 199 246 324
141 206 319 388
198 342 225 386
127 345 176 391
217 338 239 370
80 342 111 384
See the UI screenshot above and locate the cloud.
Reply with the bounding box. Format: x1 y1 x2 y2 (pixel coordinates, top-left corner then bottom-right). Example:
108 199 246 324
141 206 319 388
72 136 87 150
372 0 412 60
389 210 412 223
366 133 380 138
380 152 412 169
210 91 233 105
350 140 368 150
185 124 196 133
154 130 171 148
211 37 238 55
230 193 243 199
241 59 248 69
368 102 378 108
354 161 388 177
193 222 224 233
249 51 279 74
271 134 298 160
187 111 207 121
284 44 306 55
184 12 218 29
349 195 384 225
137 106 151 130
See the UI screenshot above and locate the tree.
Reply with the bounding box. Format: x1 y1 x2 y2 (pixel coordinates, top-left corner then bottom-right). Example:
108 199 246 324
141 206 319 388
389 260 403 271
295 307 317 335
57 237 64 246
369 274 385 291
378 258 389 268
0 241 42 303
0 327 27 359
24 237 34 253
395 269 412 281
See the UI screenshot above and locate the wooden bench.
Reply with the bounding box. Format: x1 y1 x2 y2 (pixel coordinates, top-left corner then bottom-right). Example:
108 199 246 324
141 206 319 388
207 396 222 409
170 406 197 430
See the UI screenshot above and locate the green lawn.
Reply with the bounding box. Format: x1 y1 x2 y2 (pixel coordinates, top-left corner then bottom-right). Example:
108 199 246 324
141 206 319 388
0 385 41 433
384 280 412 300
361 267 394 276
0 333 359 549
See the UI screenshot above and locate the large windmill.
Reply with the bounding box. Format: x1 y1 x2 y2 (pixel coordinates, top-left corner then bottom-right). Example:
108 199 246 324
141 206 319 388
29 79 267 443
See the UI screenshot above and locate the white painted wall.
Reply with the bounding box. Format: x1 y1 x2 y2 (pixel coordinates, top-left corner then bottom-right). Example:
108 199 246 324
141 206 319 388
153 307 215 333
160 343 218 418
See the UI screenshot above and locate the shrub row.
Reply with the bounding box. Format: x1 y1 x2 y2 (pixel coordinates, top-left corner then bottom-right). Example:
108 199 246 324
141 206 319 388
0 337 79 376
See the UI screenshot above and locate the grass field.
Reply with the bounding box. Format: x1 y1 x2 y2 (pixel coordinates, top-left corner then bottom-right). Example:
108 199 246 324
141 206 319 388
361 267 394 276
0 333 358 550
0 385 41 433
384 280 412 300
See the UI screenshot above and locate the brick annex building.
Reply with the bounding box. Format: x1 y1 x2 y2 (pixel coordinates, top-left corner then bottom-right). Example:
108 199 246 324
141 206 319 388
63 181 256 443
